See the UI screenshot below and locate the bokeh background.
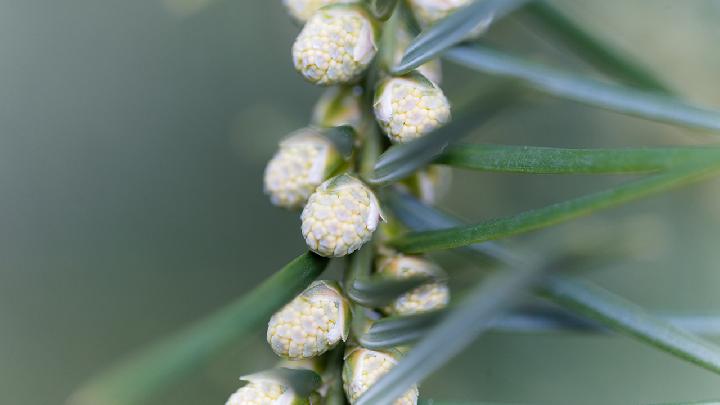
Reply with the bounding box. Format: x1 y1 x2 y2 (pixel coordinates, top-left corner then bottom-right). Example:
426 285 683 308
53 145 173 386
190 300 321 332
2 1 720 404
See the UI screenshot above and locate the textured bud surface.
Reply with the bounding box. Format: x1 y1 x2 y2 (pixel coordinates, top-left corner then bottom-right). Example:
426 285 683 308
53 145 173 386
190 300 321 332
301 175 382 257
292 6 377 85
409 0 493 37
374 76 451 143
226 380 298 405
268 281 350 359
343 348 418 404
378 255 449 315
264 129 341 209
283 0 355 22
408 0 471 26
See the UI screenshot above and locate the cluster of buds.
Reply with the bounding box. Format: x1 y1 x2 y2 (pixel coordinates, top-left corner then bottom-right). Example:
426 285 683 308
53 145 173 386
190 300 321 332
237 1 467 403
265 0 456 239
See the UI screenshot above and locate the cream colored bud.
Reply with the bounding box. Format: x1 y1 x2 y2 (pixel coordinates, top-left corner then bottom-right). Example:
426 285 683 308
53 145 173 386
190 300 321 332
301 174 382 257
264 128 343 209
268 280 351 359
283 0 356 22
408 0 492 35
312 86 365 129
226 374 308 405
342 348 418 404
408 0 471 25
374 75 451 143
292 5 378 85
377 255 449 315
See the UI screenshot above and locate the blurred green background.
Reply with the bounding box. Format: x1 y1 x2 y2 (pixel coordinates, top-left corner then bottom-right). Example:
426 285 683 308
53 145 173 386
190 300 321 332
1 1 720 404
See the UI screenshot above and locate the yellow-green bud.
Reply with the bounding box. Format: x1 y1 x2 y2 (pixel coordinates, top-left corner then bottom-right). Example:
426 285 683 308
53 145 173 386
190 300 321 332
264 128 343 210
395 165 452 205
374 74 451 143
292 5 378 86
342 348 418 404
377 255 449 315
268 280 351 359
408 0 471 26
226 374 308 405
312 86 365 129
278 358 325 374
283 0 356 23
301 174 382 257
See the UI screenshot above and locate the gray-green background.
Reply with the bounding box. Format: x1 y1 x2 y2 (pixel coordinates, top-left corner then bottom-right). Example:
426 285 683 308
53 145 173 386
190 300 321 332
1 1 719 404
